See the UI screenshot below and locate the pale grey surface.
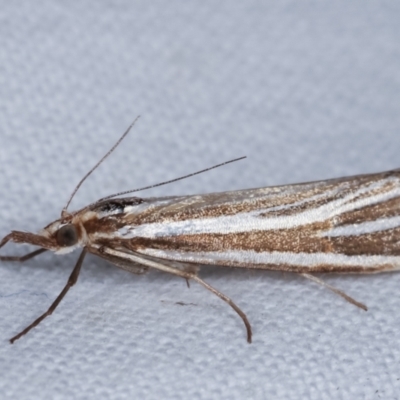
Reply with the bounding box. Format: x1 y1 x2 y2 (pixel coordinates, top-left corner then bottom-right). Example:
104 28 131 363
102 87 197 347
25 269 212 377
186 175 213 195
1 1 400 399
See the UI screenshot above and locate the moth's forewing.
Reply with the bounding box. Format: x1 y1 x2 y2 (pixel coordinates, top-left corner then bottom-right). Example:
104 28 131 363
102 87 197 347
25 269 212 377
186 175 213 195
81 169 400 273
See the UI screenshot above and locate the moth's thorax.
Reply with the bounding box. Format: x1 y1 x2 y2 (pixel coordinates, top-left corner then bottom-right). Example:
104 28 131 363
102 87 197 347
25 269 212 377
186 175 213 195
75 197 182 245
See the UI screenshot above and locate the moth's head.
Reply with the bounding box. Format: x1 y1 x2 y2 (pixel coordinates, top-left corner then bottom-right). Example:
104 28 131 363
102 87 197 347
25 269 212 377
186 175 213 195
39 214 87 254
2 215 87 255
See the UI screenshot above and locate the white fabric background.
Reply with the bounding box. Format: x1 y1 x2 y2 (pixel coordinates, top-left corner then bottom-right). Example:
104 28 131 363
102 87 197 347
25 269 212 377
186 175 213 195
1 2 400 399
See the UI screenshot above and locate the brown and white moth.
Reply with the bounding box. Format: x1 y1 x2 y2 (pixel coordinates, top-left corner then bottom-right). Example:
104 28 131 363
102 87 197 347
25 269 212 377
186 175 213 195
1 119 400 344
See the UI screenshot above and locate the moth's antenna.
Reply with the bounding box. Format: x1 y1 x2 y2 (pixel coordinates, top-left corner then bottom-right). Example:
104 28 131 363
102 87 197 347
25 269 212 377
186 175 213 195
62 116 140 217
94 156 246 203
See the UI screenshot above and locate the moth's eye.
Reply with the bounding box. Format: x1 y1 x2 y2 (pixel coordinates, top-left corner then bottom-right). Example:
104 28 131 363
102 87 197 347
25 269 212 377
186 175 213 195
56 224 78 247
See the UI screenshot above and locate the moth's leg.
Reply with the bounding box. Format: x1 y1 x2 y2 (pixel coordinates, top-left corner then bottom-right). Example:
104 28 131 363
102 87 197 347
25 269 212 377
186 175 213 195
0 248 47 262
9 248 87 344
88 247 148 275
0 232 48 262
190 274 252 343
99 247 252 343
0 232 13 248
301 273 367 311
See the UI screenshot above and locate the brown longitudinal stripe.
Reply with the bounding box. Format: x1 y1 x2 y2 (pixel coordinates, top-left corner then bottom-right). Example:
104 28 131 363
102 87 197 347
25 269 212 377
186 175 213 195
167 188 345 221
336 196 400 225
200 260 393 274
341 179 399 204
329 227 400 256
124 223 400 257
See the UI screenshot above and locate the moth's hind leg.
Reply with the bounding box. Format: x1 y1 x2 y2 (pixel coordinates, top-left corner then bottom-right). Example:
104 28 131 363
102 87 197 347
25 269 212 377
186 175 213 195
191 274 253 343
98 246 253 343
301 273 368 311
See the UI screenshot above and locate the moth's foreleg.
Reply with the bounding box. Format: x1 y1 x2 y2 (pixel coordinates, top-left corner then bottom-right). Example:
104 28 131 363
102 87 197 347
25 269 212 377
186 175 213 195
0 232 14 250
9 248 87 344
0 231 49 262
0 248 47 262
301 273 368 311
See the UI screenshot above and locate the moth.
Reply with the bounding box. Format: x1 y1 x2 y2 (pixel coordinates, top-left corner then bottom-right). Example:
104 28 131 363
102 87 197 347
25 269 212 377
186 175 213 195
1 119 400 344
